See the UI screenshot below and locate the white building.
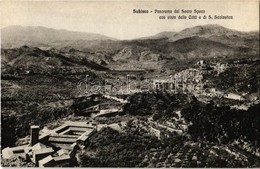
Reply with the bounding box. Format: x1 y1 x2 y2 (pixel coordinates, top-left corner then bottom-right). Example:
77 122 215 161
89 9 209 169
224 93 244 101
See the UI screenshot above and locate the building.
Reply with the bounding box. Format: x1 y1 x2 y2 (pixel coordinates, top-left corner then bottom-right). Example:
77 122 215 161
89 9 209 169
196 60 207 67
224 93 244 101
1 121 98 167
153 79 175 91
212 62 228 75
38 155 55 167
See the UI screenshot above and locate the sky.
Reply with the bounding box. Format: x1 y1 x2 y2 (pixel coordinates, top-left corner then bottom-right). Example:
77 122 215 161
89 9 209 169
1 0 259 40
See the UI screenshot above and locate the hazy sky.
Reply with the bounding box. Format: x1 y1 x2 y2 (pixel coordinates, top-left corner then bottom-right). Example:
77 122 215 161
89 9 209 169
1 0 259 40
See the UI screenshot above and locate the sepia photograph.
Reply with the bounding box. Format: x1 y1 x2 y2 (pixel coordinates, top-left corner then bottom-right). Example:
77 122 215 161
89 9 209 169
1 0 259 167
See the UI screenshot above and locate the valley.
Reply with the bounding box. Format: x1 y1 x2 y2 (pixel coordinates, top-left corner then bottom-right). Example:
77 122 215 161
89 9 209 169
1 24 259 167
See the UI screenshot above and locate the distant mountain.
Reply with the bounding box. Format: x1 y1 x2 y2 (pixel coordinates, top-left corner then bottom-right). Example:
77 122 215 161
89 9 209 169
137 31 176 40
170 24 236 40
69 25 259 60
168 24 259 48
105 25 258 70
1 24 259 73
106 36 235 70
1 26 116 48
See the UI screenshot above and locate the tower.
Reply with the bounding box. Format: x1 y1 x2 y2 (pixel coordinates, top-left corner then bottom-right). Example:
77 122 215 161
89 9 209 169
30 125 39 146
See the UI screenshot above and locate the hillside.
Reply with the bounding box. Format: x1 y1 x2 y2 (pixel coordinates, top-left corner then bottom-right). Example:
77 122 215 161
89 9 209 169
1 46 108 71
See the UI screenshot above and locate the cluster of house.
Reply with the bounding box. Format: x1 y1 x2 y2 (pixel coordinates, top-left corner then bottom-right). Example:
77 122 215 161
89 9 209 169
152 68 204 93
204 88 245 100
82 102 124 118
150 60 230 94
2 122 97 167
196 60 228 75
77 60 228 96
151 60 260 105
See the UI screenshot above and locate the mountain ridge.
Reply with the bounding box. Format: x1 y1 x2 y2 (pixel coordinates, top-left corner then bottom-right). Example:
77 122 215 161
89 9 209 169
1 24 259 73
1 25 116 48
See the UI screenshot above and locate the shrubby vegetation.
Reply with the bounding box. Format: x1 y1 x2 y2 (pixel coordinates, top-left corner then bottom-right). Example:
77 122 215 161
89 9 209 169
1 101 74 148
79 127 161 167
206 61 260 93
181 101 260 146
79 118 260 168
1 157 36 167
123 91 191 116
